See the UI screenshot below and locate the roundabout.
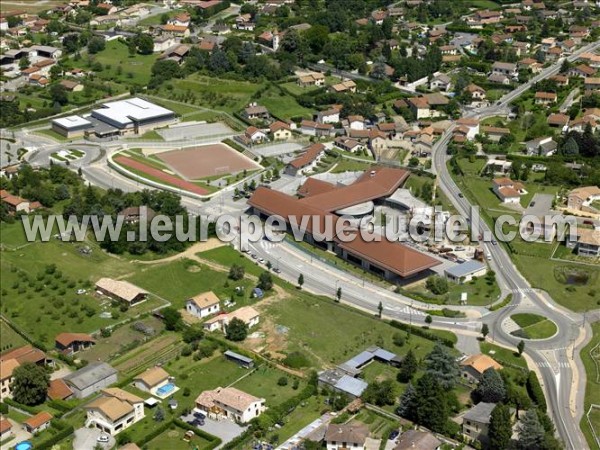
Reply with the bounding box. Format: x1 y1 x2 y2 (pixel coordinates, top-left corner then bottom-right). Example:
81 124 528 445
505 312 559 340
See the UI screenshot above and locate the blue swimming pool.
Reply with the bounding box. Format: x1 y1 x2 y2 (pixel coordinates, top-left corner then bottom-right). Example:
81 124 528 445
15 442 33 450
157 383 176 396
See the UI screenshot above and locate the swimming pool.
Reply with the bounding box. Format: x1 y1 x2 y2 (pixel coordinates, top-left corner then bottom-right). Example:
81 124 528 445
156 383 176 396
15 442 33 450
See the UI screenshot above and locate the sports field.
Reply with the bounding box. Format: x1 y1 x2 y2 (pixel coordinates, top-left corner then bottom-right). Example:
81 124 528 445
114 155 209 195
157 143 261 179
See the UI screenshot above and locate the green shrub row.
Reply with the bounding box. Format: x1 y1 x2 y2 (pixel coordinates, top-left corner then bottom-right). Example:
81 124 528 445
36 425 74 450
388 320 454 348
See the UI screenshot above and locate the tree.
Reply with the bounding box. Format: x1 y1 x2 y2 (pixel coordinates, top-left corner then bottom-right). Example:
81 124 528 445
87 36 106 54
424 343 460 389
297 273 304 289
517 340 525 356
425 275 448 295
362 380 396 406
562 137 579 156
153 406 165 422
160 12 170 24
414 372 450 433
229 264 245 281
10 362 50 405
397 349 418 382
277 376 288 386
258 271 273 291
424 315 432 325
182 325 204 343
226 317 248 341
136 34 155 55
475 368 506 403
162 307 183 331
518 409 545 450
396 382 417 418
377 301 383 318
50 83 68 106
481 323 490 339
489 403 513 450
408 156 419 167
336 287 342 303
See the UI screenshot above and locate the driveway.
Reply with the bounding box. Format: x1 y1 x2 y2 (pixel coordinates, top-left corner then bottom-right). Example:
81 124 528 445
180 412 245 447
0 418 31 450
73 428 115 450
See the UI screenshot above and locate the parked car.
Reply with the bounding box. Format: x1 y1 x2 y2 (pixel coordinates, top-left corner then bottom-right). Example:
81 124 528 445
97 435 109 443
193 412 206 419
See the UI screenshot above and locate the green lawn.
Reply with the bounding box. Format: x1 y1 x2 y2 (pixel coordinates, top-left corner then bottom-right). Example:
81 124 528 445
0 321 28 350
331 159 373 173
231 364 306 406
72 39 159 85
280 81 321 96
480 342 528 368
258 86 314 120
406 275 500 306
145 425 212 450
197 245 265 277
522 319 558 339
511 313 544 328
580 321 600 450
125 258 257 310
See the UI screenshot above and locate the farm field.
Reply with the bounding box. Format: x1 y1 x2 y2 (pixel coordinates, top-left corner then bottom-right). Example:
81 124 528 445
0 320 27 350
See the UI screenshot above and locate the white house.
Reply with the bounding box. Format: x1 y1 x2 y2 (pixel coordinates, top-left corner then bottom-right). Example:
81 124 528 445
492 178 526 204
186 291 221 319
491 61 518 78
203 306 260 333
347 115 365 130
244 126 268 144
455 118 480 140
269 121 292 140
430 73 452 91
317 108 340 124
133 366 171 394
285 143 326 175
445 260 487 284
325 423 369 450
85 388 145 436
195 387 265 423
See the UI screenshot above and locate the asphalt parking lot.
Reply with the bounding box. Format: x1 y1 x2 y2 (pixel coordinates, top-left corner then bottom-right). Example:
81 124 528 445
180 412 245 446
73 428 115 450
158 122 235 141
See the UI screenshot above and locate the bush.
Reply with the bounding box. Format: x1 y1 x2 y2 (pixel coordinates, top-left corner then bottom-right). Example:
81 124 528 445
282 351 310 369
389 321 454 347
426 275 449 295
277 376 288 386
36 425 74 450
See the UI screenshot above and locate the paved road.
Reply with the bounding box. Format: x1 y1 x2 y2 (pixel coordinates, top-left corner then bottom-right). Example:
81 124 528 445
429 39 600 450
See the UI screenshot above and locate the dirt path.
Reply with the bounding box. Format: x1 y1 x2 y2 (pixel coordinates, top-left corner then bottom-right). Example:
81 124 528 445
132 239 226 265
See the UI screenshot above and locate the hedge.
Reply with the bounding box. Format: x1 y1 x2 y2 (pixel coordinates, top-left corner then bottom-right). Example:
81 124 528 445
3 398 39 414
173 419 222 449
47 399 72 413
526 371 547 410
388 320 455 348
0 403 8 414
36 425 74 450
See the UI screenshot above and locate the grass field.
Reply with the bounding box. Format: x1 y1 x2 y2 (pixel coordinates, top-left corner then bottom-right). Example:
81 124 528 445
0 320 27 351
480 342 528 368
407 275 500 306
580 322 600 449
258 86 314 120
331 159 373 173
510 313 557 339
198 246 265 277
512 313 544 328
145 426 212 450
72 40 159 86
125 258 257 310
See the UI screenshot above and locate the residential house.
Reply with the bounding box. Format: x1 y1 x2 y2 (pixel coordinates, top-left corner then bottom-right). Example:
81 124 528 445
0 359 19 400
469 9 503 25
584 77 600 93
569 116 598 133
55 333 95 355
445 260 487 284
394 430 441 450
0 418 12 440
195 387 265 423
461 354 503 383
300 120 334 138
481 126 511 142
567 186 600 211
117 206 156 225
347 115 365 131
63 362 118 398
28 74 49 88
160 24 190 38
317 108 340 124
492 178 526 204
85 388 145 435
550 75 569 87
95 278 148 306
47 379 73 401
0 189 32 213
325 423 369 450
566 228 600 258
535 92 557 105
334 137 365 153
330 80 356 93
243 126 268 144
439 45 457 55
524 136 558 156
491 61 518 78
430 73 452 91
153 36 177 53
547 113 570 129
235 14 255 31
133 366 171 394
59 79 83 92
518 58 543 73
569 64 595 78
243 103 269 121
185 291 221 319
23 411 53 434
487 73 510 85
168 13 190 27
462 402 497 446
297 72 325 87
269 121 292 140
455 118 480 140
203 306 260 333
465 83 486 100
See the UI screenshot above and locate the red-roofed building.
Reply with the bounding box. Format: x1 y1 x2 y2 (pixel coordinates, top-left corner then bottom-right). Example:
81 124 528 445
47 379 73 401
285 143 325 175
55 333 95 355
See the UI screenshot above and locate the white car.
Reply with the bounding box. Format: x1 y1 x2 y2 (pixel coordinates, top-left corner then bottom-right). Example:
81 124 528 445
258 258 265 264
97 435 109 443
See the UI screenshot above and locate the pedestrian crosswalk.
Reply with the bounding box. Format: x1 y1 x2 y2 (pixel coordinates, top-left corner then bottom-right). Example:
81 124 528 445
535 360 570 370
387 304 426 316
512 287 536 294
